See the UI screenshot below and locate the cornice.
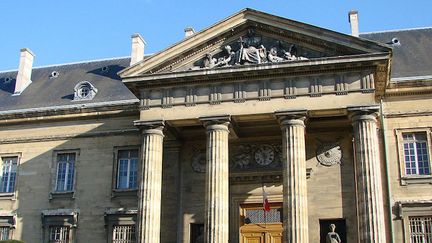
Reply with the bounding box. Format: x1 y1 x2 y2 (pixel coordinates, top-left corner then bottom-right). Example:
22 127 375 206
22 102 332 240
123 53 389 87
0 101 139 124
384 110 432 118
0 128 139 144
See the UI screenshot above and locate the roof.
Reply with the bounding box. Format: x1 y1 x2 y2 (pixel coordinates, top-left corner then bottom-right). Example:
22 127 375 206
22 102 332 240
360 27 432 79
0 57 138 112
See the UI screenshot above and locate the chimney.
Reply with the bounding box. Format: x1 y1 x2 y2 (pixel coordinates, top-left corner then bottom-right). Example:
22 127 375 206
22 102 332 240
130 33 146 66
14 48 35 95
348 10 359 37
184 27 195 38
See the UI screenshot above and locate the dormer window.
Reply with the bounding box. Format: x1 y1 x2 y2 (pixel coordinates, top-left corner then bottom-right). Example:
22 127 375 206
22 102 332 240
73 81 97 101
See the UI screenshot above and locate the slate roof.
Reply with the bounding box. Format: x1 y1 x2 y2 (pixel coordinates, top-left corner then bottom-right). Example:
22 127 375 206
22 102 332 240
360 27 432 79
0 27 430 113
0 57 138 112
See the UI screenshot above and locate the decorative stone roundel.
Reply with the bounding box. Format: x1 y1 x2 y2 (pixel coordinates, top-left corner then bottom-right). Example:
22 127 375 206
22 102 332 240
254 145 275 166
191 152 206 173
316 142 342 166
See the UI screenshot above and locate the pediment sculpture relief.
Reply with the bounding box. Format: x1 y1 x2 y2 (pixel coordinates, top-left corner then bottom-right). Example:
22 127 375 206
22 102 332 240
193 29 309 70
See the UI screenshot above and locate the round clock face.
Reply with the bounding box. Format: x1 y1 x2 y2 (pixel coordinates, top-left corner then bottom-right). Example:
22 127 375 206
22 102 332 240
254 145 275 166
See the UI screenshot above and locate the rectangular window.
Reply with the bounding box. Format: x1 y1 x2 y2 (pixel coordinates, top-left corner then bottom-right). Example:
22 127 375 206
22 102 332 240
105 209 137 243
49 226 69 243
403 132 430 175
409 216 432 243
55 153 75 192
0 157 18 193
116 150 138 190
112 225 136 243
0 226 10 240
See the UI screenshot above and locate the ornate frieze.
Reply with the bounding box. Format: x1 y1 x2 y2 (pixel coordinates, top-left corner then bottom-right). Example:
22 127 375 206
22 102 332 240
284 79 297 99
259 80 271 101
309 77 322 97
140 90 151 110
209 85 222 105
335 75 348 95
161 89 173 108
361 73 375 93
138 71 374 109
234 83 246 103
185 87 197 106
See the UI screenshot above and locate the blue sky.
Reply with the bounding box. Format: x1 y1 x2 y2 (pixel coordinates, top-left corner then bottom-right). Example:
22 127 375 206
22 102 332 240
0 0 431 70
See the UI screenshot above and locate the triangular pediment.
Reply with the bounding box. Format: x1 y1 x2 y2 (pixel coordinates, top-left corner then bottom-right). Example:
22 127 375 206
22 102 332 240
119 8 390 78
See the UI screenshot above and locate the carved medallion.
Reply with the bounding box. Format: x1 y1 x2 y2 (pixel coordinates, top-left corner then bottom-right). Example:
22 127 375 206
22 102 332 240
191 152 206 173
230 145 252 168
254 145 275 166
316 142 342 166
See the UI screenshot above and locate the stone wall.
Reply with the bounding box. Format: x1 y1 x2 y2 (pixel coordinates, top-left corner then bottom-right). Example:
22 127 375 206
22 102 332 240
179 131 357 243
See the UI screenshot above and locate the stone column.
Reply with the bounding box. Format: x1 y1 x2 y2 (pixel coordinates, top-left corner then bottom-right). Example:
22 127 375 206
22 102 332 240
134 120 164 243
348 106 386 243
275 110 308 243
200 115 230 243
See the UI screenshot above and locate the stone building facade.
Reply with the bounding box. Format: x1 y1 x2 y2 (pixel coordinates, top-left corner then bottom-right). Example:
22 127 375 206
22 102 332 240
0 8 431 243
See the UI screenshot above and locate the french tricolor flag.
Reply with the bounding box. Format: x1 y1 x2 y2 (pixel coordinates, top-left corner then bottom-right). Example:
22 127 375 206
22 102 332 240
262 187 271 212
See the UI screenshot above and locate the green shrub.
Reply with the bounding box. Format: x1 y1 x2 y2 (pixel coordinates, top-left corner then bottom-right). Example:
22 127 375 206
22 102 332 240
0 240 25 243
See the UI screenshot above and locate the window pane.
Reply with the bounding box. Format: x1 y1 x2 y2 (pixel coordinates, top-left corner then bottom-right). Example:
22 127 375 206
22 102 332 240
409 216 432 243
129 159 138 189
112 225 136 243
0 157 18 193
116 150 138 190
56 153 75 192
49 226 69 243
0 227 9 240
403 132 431 176
117 159 129 189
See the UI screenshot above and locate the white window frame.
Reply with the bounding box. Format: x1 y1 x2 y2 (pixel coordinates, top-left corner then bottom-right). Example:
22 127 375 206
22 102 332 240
0 153 21 199
397 200 432 243
116 149 138 190
112 146 139 198
395 128 432 185
0 156 19 194
51 149 79 199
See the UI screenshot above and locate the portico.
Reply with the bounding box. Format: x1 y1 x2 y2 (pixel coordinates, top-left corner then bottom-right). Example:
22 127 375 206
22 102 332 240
119 8 392 243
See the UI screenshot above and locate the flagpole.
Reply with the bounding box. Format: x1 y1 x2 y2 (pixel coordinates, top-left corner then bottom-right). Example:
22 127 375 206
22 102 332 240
262 180 267 229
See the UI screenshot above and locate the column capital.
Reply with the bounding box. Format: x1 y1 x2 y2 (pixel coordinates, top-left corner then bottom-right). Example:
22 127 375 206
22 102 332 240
199 115 230 132
134 119 165 136
275 109 307 127
347 105 379 123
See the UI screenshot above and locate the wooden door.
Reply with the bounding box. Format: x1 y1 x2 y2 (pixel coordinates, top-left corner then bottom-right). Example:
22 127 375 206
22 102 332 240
266 231 282 243
242 232 265 243
240 203 283 243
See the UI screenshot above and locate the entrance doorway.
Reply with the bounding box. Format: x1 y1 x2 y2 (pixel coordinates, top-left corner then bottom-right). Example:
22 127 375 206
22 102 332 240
240 203 283 243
